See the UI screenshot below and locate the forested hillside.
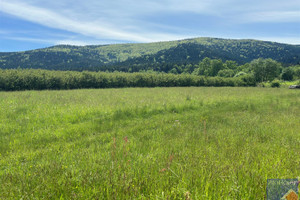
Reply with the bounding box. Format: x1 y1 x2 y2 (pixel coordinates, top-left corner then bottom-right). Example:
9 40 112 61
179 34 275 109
0 37 300 71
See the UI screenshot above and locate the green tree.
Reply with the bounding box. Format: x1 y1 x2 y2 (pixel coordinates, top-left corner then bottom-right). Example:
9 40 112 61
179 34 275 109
292 65 300 79
237 63 251 73
224 60 238 70
168 68 178 74
183 64 194 74
250 58 281 82
281 68 294 81
201 57 212 76
193 58 225 76
210 59 224 76
218 69 235 77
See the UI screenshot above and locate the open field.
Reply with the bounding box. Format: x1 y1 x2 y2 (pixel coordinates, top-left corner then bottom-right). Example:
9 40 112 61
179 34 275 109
0 87 299 199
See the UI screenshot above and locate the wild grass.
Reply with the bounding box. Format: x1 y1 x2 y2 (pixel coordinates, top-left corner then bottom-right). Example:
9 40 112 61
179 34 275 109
0 87 299 199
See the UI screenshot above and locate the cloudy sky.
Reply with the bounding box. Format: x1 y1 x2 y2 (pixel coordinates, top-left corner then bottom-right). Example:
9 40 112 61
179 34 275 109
0 0 299 52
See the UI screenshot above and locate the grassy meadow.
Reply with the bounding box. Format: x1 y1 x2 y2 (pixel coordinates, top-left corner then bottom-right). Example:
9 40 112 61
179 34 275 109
0 87 299 199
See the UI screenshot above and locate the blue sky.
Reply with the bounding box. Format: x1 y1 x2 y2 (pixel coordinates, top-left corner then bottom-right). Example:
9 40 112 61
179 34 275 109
0 0 299 52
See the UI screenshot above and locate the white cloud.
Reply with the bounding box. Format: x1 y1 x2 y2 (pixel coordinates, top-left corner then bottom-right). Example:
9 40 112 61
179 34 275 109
0 0 185 43
0 1 148 42
241 11 300 23
0 0 299 45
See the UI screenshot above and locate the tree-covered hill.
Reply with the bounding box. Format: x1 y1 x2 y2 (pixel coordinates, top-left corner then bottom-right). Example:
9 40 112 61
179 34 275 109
0 37 299 71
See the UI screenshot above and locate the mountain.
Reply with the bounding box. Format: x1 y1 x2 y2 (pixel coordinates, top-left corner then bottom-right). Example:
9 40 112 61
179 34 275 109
0 37 299 71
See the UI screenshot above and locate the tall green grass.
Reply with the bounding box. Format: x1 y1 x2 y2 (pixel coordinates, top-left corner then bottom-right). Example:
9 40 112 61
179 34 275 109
0 87 299 199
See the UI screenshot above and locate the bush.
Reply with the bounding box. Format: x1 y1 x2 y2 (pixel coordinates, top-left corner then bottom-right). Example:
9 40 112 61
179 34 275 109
257 83 265 87
217 69 235 77
271 80 280 88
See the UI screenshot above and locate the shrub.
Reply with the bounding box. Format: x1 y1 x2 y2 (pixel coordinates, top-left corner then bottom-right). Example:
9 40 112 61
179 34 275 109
271 80 280 88
0 69 256 91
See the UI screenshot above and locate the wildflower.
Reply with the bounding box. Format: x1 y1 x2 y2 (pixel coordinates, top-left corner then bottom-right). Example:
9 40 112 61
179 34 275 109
160 168 167 172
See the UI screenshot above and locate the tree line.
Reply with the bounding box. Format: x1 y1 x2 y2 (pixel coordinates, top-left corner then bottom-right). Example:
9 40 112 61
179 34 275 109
136 58 300 82
0 69 256 91
0 58 299 91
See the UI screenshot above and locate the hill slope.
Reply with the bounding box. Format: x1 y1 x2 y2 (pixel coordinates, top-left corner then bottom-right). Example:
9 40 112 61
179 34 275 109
0 37 299 71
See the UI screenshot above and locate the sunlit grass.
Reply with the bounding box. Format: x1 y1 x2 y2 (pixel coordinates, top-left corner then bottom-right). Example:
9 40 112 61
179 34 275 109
0 87 299 199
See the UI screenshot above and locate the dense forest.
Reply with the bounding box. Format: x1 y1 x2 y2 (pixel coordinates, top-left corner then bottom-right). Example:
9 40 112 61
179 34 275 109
1 37 300 72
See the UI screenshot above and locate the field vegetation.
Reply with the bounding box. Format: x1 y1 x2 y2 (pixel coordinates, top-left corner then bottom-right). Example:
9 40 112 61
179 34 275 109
0 87 299 199
1 56 299 91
